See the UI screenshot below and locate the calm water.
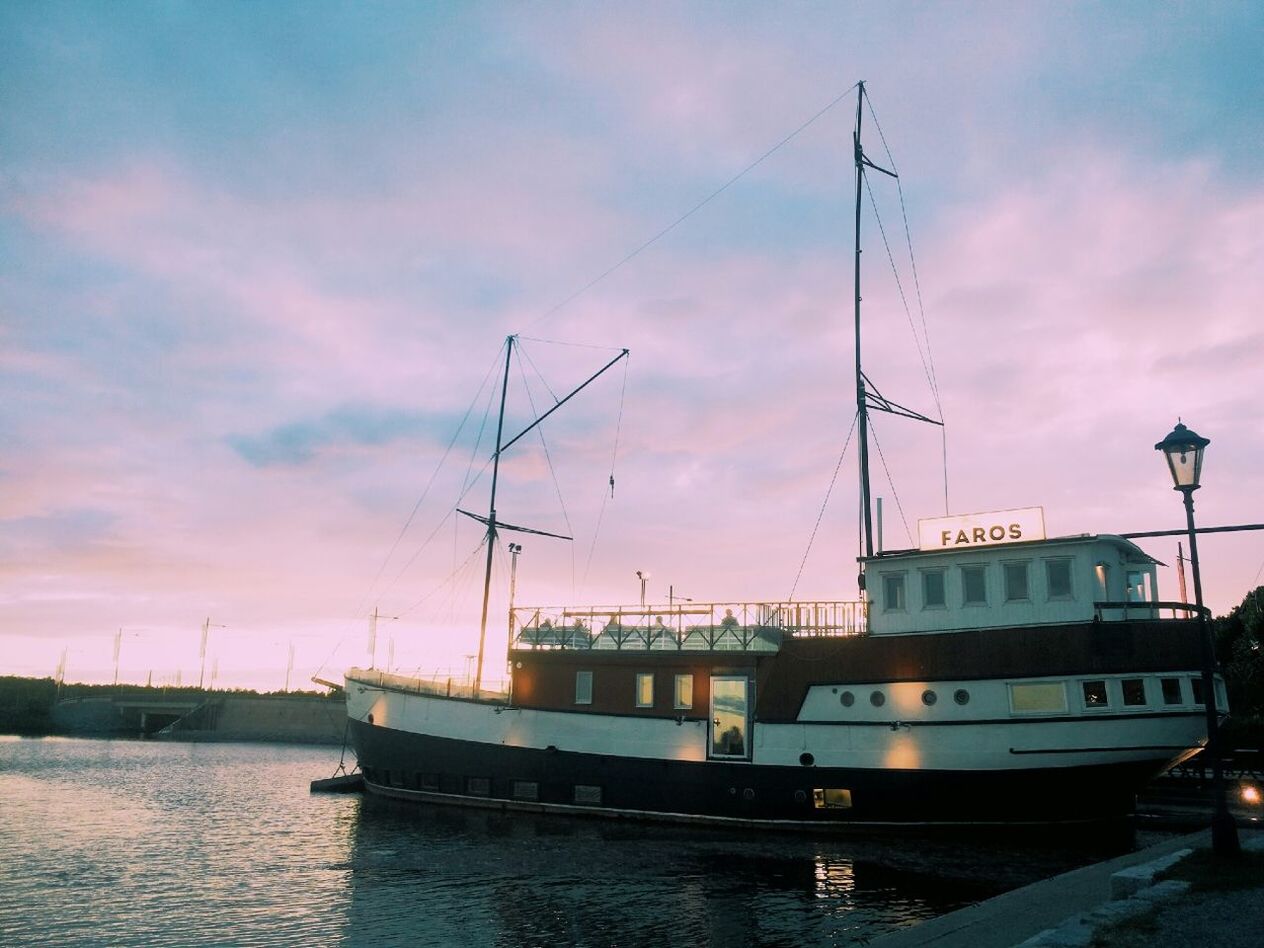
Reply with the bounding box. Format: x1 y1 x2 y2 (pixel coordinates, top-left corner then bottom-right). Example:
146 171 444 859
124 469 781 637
0 737 1148 947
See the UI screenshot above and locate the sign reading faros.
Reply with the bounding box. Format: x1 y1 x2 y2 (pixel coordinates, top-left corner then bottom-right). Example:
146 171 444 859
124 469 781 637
917 507 1046 551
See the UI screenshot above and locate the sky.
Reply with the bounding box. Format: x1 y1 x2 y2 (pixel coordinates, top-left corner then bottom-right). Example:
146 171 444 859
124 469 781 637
3 1 1262 690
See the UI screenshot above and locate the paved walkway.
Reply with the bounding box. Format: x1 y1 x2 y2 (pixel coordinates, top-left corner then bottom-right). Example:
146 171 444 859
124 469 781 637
870 827 1262 948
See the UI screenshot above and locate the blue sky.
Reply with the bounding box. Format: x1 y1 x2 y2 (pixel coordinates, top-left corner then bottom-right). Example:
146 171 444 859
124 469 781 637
2 1 1262 687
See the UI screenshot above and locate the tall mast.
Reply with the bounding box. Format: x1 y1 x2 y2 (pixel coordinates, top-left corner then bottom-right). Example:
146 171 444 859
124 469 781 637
474 335 514 696
854 82 874 564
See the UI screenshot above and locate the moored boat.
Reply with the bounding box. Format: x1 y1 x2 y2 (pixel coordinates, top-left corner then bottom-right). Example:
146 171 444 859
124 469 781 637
344 84 1220 828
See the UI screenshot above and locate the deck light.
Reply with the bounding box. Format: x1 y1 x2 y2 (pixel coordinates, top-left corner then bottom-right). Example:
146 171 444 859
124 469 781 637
1242 785 1261 806
1155 421 1239 855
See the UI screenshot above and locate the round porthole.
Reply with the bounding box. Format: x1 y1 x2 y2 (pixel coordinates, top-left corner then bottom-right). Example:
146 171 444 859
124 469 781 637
366 713 374 725
799 752 815 767
794 789 807 804
743 788 756 801
870 690 885 707
922 690 938 706
954 688 970 706
840 691 855 707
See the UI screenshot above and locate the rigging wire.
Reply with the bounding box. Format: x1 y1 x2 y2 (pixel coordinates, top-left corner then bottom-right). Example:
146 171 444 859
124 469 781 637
397 534 489 618
789 412 859 601
522 82 861 334
582 353 630 587
870 420 914 547
513 342 576 548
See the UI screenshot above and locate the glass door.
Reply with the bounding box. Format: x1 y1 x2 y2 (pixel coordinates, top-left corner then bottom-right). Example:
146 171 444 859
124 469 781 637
709 676 750 759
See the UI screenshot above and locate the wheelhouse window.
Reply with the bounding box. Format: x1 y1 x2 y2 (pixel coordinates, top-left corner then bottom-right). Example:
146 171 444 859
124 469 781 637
1191 677 1205 705
1045 559 1073 600
635 673 654 708
1003 562 1030 602
1081 680 1109 708
1009 681 1068 713
882 573 907 612
575 670 593 705
1121 678 1147 707
1161 677 1183 705
674 674 693 710
922 569 946 609
962 565 987 606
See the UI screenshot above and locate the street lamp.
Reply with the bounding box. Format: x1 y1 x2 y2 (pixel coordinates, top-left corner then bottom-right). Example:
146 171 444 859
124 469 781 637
1154 421 1239 856
636 570 650 610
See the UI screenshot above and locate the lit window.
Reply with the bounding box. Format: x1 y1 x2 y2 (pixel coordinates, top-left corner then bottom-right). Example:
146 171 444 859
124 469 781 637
636 673 654 708
922 570 946 608
1046 559 1073 599
812 788 853 809
962 566 987 605
575 670 593 705
1121 679 1147 706
1082 680 1109 707
1160 677 1183 705
1010 682 1068 713
1003 562 1030 602
673 674 693 710
883 573 906 612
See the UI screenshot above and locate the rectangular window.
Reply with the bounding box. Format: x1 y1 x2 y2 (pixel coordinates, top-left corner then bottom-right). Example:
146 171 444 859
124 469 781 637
467 777 491 797
922 570 946 609
1010 682 1068 713
962 565 987 605
1121 678 1147 706
674 674 693 710
636 672 654 708
575 670 593 705
512 781 539 802
812 788 853 809
1160 677 1183 705
1082 680 1109 708
420 773 440 791
1003 562 1030 602
573 785 602 805
882 573 906 612
1046 559 1073 599
1191 677 1205 705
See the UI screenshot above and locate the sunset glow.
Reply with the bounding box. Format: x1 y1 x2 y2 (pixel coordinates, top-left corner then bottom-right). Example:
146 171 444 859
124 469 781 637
3 4 1262 690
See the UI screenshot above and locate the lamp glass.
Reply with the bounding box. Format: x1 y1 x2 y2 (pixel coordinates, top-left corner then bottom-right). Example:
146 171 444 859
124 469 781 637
1155 423 1208 491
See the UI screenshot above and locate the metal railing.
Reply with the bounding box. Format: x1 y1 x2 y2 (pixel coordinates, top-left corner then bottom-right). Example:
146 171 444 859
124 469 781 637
347 667 510 701
512 600 865 652
1092 600 1210 622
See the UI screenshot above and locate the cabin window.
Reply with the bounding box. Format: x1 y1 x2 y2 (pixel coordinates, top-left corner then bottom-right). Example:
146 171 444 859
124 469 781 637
882 573 907 612
573 785 602 805
1010 682 1068 713
1161 677 1183 705
1126 571 1146 603
636 673 654 708
512 781 539 802
813 788 853 809
1121 678 1147 707
1191 677 1205 705
420 774 440 791
674 674 693 710
1046 559 1073 600
575 670 593 705
922 570 946 609
467 777 491 797
962 565 987 606
1082 680 1109 708
1003 562 1030 602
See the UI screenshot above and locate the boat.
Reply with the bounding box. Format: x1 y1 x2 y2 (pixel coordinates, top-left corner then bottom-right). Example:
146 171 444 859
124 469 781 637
344 84 1219 828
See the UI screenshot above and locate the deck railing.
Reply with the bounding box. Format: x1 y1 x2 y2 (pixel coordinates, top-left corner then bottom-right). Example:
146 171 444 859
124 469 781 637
346 667 510 701
511 600 865 653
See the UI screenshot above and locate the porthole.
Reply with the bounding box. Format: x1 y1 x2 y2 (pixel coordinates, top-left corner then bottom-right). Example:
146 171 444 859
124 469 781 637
840 691 855 707
799 752 815 767
954 688 970 706
922 690 937 706
870 690 885 707
743 788 756 801
794 789 807 804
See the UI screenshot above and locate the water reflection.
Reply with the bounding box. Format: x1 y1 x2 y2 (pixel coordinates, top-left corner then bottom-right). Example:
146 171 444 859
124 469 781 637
0 738 1152 948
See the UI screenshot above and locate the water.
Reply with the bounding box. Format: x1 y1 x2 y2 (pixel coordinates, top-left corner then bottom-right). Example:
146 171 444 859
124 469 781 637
0 737 1151 947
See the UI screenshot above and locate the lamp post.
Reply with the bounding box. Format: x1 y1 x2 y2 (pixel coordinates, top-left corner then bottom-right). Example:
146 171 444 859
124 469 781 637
1154 421 1239 856
508 543 523 638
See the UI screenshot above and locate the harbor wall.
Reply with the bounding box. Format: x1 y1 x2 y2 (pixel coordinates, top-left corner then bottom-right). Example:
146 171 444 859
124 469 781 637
158 694 347 744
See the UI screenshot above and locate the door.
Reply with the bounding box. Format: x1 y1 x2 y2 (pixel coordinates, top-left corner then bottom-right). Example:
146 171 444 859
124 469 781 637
709 676 750 760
